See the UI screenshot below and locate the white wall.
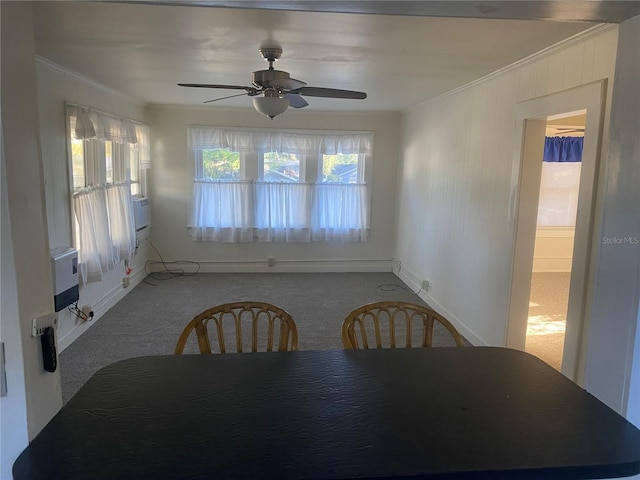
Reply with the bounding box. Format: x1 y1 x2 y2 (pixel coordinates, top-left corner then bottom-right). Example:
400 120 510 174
533 228 575 272
1 0 61 449
395 26 619 369
584 15 640 419
0 120 29 480
146 105 400 271
36 59 150 350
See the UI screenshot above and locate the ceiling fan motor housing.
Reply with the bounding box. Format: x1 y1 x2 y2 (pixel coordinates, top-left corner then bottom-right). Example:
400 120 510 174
252 69 291 89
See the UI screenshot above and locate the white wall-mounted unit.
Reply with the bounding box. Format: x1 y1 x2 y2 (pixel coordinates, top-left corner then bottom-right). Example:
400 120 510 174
50 247 79 312
133 197 151 231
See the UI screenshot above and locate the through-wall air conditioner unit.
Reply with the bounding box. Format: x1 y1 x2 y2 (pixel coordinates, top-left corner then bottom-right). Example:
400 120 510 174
133 197 151 231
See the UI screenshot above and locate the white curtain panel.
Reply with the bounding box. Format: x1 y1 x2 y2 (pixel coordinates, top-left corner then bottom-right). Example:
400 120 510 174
91 112 137 144
188 127 372 156
67 105 139 144
189 181 255 242
106 183 137 262
72 108 96 139
255 182 312 242
312 183 369 241
73 188 117 283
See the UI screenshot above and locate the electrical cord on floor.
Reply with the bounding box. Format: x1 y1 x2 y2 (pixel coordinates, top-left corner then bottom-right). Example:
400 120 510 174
143 239 201 285
68 301 92 321
377 283 422 296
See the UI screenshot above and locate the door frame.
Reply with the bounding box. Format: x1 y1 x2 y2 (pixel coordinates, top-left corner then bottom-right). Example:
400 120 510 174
506 81 606 384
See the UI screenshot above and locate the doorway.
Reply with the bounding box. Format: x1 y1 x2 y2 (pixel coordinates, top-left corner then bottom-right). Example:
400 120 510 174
525 112 585 371
507 81 605 384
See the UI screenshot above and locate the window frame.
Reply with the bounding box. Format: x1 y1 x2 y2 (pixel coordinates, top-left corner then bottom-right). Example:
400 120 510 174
188 126 374 242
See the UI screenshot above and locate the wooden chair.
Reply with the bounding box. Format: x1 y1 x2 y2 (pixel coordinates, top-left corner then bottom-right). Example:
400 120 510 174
341 301 465 349
175 301 298 354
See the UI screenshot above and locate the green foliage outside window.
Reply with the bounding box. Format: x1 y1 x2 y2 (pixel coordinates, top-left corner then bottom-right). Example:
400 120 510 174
323 154 358 183
202 149 240 180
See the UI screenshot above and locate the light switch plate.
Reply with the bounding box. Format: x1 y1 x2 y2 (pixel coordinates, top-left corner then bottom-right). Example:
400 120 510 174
32 314 57 337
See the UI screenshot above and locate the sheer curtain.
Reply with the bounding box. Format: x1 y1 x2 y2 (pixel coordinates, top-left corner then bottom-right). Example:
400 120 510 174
73 187 116 282
67 105 143 282
106 183 137 262
312 183 368 241
191 181 254 242
188 127 372 242
255 182 312 242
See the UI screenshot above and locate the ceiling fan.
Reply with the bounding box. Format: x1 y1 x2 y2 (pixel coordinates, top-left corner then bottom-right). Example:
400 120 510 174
178 47 367 119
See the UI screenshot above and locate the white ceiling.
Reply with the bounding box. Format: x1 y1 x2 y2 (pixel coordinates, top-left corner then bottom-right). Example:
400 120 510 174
31 1 610 112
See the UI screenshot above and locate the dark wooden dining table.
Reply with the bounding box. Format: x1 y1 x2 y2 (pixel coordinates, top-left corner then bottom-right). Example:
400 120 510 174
13 347 640 479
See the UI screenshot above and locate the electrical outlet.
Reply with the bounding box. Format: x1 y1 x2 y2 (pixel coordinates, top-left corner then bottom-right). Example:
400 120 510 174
396 260 402 272
421 280 431 292
122 277 130 288
32 314 57 337
268 256 275 267
81 305 93 319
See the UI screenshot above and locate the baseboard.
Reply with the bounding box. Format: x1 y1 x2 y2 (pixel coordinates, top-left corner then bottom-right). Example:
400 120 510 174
532 258 572 273
147 259 394 274
393 266 486 347
58 268 147 351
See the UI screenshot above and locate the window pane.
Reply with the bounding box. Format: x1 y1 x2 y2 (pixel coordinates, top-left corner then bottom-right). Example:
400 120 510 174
129 147 140 196
71 139 86 189
130 149 140 182
105 141 114 184
322 154 359 184
202 149 240 180
264 151 299 182
69 117 86 189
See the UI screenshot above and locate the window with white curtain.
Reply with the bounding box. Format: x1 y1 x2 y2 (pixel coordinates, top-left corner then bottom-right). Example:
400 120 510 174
188 127 372 243
537 136 583 227
66 105 150 283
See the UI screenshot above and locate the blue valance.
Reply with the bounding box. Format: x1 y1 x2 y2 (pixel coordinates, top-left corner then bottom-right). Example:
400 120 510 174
543 136 583 162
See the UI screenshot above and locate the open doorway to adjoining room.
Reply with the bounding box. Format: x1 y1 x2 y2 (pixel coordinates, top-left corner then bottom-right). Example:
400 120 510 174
525 112 585 371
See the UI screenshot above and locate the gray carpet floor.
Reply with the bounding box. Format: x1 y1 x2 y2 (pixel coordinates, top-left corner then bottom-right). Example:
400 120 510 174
60 272 468 404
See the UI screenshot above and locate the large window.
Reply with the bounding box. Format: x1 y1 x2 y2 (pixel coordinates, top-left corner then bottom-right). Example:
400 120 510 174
188 127 372 242
67 105 150 283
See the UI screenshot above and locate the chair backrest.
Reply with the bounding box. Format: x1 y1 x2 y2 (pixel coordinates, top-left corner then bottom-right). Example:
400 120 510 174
342 301 465 349
175 301 298 354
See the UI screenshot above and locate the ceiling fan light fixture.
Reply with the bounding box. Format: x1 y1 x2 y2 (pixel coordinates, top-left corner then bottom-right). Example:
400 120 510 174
253 96 289 119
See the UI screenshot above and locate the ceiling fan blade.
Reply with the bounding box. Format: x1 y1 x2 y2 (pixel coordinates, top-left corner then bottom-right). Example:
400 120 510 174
294 86 367 100
203 92 250 104
269 77 307 90
285 93 309 109
178 83 257 94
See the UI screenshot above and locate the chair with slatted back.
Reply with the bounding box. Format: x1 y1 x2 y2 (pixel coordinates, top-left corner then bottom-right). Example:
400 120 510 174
341 301 465 349
175 301 298 354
